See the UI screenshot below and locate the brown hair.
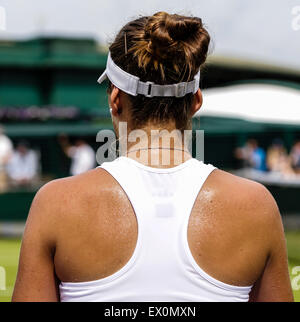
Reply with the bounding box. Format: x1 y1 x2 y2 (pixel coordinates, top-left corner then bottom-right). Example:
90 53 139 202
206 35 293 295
108 11 210 131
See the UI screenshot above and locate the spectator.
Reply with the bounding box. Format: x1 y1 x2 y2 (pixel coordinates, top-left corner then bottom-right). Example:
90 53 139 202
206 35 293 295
6 140 39 187
267 138 295 177
290 140 300 174
234 140 255 168
235 139 266 171
250 140 267 171
0 125 13 192
58 135 95 176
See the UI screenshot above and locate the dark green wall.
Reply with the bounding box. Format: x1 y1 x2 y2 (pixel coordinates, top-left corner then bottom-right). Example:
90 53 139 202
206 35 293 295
0 191 35 221
50 70 108 111
0 37 107 111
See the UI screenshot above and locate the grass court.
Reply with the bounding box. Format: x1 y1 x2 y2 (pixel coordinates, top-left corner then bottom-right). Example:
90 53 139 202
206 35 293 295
1 231 300 302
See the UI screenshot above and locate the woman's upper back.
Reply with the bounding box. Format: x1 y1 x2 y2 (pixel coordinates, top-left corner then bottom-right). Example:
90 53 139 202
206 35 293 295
49 156 276 301
12 155 293 302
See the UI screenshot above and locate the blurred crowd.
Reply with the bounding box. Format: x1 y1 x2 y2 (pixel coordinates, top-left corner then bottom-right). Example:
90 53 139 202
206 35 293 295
2 121 300 193
0 126 96 192
235 138 300 178
58 134 96 176
0 126 39 192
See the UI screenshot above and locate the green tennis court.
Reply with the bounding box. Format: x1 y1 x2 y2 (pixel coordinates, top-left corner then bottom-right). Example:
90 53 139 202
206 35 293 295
1 231 300 302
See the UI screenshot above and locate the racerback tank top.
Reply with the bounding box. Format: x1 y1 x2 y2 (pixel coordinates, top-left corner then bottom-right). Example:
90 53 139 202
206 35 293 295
59 156 252 301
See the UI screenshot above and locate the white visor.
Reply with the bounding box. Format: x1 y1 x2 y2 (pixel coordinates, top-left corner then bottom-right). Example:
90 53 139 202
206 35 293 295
97 52 200 98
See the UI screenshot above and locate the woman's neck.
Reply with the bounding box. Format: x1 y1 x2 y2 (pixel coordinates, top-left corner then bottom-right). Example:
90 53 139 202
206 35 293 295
118 123 192 168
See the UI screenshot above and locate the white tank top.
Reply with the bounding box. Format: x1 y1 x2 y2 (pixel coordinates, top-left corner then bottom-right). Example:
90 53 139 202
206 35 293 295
59 156 252 302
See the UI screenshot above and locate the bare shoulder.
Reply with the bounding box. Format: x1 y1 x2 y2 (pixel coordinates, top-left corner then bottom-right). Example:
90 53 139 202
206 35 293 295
202 169 283 249
29 167 119 221
206 168 280 220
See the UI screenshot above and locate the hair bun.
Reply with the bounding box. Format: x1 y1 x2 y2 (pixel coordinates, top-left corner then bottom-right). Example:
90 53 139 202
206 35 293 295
145 12 204 60
127 11 210 82
164 13 202 42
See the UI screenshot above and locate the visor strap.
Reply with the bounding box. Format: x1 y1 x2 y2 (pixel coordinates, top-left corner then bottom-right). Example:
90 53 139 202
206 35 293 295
100 52 200 97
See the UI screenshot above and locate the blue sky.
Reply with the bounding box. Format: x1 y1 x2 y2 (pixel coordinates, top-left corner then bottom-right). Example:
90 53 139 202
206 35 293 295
0 0 300 69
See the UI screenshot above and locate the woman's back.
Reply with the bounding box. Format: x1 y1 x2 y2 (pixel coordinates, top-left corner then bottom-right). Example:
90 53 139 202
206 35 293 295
12 154 293 301
59 156 252 301
14 154 285 301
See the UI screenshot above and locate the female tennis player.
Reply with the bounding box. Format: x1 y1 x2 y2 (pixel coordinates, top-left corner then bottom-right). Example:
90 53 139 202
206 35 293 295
12 12 293 302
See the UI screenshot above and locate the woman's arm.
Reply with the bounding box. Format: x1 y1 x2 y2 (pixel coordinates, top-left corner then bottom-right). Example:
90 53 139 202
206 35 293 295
249 192 294 302
12 184 60 302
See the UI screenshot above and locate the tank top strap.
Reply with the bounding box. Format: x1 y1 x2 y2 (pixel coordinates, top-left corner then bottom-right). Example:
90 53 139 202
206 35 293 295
178 159 217 220
100 157 152 226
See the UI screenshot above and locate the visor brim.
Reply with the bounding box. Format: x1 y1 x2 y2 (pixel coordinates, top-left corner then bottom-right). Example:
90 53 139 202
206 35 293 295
97 70 107 84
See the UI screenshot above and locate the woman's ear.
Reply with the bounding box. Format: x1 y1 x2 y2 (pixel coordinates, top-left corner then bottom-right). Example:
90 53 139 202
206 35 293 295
109 86 122 116
190 89 203 116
